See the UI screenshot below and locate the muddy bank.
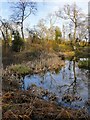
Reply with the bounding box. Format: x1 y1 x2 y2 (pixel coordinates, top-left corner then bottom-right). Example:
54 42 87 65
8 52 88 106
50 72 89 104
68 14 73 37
2 87 90 120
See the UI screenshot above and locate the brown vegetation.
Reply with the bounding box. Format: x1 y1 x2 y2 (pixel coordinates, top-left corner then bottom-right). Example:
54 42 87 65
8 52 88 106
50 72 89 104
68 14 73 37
2 88 89 120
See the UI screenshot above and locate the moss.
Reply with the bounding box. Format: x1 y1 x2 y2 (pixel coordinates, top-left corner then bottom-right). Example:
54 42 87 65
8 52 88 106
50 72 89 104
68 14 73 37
10 64 32 75
78 59 90 70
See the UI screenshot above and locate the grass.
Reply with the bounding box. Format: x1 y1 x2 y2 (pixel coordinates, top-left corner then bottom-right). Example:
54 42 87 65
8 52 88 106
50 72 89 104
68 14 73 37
10 64 32 75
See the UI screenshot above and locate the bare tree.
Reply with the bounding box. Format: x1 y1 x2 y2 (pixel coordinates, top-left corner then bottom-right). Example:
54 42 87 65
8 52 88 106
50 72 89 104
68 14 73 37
62 24 66 40
10 0 37 39
26 26 41 43
37 19 48 40
57 2 86 43
46 13 58 40
77 18 88 42
0 18 12 44
46 13 57 28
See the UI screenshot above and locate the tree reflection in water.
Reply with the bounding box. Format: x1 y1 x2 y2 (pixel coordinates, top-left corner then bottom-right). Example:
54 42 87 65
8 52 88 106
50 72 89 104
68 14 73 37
23 57 88 109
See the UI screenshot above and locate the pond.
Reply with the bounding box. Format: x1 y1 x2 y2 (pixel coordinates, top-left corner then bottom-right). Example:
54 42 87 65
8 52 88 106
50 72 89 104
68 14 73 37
23 59 89 110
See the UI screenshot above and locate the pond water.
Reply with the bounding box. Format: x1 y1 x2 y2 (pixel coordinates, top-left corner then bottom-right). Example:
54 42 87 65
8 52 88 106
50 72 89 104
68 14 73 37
23 59 89 110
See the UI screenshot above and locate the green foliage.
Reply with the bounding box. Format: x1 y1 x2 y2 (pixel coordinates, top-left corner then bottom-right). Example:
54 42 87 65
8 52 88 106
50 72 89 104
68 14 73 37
78 59 90 70
55 26 62 43
12 31 25 52
10 64 32 75
75 46 90 58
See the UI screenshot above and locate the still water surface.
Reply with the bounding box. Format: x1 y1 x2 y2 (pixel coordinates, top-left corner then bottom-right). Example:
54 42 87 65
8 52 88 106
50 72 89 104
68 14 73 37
23 59 89 109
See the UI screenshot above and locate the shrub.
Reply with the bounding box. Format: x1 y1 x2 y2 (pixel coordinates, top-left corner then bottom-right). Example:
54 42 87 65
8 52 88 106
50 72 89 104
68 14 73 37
52 42 60 52
78 59 90 70
55 26 62 43
59 44 73 52
12 31 25 52
10 64 32 75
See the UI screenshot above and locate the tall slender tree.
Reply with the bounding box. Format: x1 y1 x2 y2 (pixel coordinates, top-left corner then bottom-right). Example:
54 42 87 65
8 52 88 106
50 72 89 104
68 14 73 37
57 3 86 43
10 0 37 39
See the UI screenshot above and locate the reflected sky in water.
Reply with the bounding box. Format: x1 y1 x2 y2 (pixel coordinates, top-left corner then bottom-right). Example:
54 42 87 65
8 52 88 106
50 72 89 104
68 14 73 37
23 60 88 109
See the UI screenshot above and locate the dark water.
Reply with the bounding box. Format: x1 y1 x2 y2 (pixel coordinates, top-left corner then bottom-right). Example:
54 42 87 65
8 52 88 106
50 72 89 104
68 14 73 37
23 59 89 110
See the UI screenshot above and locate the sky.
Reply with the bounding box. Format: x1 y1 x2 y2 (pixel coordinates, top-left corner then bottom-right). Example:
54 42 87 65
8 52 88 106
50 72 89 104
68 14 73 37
0 0 89 37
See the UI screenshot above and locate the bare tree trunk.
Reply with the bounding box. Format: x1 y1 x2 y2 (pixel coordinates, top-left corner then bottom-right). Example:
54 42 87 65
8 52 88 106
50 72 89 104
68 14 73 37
73 23 77 44
21 22 24 40
21 8 24 40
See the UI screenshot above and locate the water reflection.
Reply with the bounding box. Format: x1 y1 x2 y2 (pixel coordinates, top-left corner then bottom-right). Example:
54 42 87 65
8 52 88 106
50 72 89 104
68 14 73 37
23 58 88 109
